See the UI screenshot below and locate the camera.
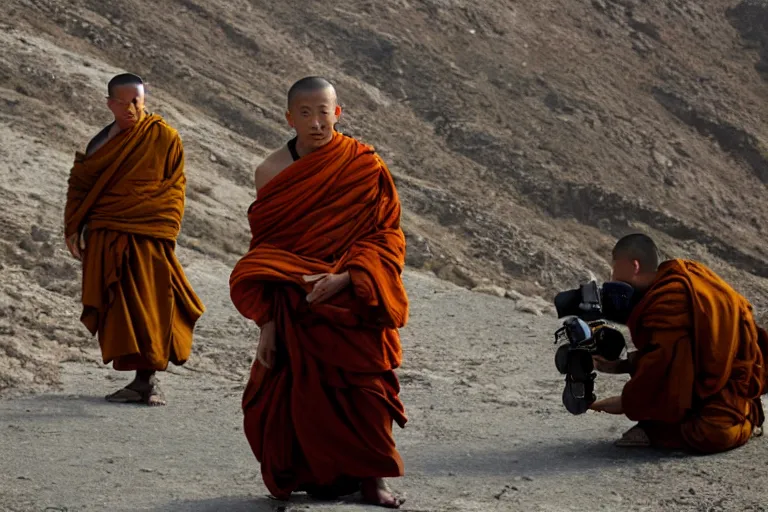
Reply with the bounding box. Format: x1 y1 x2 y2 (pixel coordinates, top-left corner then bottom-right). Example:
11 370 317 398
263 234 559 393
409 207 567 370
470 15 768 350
554 280 636 324
551 281 633 415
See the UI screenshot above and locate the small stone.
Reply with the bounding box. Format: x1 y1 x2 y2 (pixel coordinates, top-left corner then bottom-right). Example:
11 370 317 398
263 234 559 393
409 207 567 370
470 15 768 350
652 150 673 168
505 289 524 301
30 225 49 242
18 238 38 254
209 153 218 162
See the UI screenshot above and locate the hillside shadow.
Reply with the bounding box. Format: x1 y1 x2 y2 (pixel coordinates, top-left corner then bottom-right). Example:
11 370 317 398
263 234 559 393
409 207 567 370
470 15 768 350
410 438 689 477
148 495 270 512
149 493 365 512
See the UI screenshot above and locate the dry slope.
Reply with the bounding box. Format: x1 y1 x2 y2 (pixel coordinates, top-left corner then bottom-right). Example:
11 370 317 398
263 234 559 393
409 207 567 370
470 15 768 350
1 0 768 393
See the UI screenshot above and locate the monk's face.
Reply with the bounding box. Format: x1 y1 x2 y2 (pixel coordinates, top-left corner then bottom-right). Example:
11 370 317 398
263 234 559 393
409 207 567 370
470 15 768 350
611 257 643 287
107 84 146 131
286 87 341 149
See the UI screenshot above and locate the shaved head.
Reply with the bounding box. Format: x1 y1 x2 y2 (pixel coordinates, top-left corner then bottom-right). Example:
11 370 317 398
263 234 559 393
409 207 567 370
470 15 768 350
106 73 146 130
284 76 341 152
612 233 660 273
287 76 336 109
108 73 144 97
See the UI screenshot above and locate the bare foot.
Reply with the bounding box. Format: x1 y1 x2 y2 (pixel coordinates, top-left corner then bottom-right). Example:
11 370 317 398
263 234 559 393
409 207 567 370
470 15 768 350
104 376 166 406
361 478 404 509
614 424 651 447
144 380 166 406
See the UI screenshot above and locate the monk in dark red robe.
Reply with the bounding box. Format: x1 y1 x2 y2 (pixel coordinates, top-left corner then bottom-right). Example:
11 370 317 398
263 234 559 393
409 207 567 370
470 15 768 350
65 73 205 405
591 234 767 453
230 77 408 508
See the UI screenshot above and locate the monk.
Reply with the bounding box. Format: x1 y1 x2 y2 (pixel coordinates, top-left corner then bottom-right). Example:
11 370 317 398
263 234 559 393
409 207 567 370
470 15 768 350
64 73 205 406
229 77 408 508
590 233 767 453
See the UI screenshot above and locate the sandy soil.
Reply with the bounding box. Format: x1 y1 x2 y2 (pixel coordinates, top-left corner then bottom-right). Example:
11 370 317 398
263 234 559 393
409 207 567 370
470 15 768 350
1 269 767 512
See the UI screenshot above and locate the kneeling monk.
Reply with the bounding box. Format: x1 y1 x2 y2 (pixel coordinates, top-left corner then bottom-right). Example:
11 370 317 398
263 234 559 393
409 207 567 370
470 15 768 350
65 73 205 406
591 233 767 453
229 77 408 508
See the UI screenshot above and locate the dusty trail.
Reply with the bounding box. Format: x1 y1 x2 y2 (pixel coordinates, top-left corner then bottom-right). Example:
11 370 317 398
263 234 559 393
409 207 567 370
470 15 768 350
2 270 766 512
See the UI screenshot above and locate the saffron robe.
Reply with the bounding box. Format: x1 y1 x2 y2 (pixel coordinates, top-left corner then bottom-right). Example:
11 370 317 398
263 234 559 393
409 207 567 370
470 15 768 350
65 114 205 371
230 132 409 498
623 259 767 453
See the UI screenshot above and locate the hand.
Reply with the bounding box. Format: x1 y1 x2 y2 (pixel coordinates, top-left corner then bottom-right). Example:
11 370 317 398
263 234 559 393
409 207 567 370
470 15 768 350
304 272 350 304
592 355 628 374
65 233 84 260
256 321 276 368
589 395 624 415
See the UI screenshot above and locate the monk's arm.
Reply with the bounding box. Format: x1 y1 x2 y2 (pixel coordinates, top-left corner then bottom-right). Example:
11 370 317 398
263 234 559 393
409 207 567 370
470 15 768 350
344 230 408 328
621 329 695 423
342 161 408 327
64 162 91 238
164 133 184 181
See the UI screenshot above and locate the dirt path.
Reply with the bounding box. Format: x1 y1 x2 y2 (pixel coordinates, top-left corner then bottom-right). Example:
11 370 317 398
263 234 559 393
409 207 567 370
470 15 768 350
2 269 766 512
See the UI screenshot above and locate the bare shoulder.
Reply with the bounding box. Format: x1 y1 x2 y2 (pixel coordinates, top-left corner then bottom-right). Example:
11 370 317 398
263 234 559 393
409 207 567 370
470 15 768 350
85 123 115 156
255 146 292 191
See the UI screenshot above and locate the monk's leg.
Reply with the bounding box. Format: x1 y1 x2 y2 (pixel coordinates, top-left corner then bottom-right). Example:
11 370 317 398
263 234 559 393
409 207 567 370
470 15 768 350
614 424 652 447
361 478 405 509
100 237 181 406
300 476 361 500
622 421 685 450
133 369 166 406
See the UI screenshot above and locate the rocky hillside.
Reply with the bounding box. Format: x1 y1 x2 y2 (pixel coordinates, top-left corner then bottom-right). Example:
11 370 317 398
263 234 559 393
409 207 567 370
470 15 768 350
2 0 768 390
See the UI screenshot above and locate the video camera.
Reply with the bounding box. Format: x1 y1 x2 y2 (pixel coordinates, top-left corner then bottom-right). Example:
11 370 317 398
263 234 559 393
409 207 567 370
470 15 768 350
551 281 635 415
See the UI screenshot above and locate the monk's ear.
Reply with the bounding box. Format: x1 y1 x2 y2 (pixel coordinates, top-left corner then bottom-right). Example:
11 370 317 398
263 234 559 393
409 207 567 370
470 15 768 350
285 111 295 128
335 104 342 117
632 259 641 275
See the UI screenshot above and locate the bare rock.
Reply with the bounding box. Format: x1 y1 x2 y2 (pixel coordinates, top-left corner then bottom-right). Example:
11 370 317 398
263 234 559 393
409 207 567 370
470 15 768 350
472 284 506 298
516 299 544 316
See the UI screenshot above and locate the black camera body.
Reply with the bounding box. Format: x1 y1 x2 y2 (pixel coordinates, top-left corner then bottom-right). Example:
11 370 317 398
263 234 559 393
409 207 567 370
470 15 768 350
552 281 632 415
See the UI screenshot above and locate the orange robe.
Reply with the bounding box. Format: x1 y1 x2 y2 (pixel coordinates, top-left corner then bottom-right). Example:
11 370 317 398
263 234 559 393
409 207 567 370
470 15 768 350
623 259 768 453
230 132 408 499
64 114 205 371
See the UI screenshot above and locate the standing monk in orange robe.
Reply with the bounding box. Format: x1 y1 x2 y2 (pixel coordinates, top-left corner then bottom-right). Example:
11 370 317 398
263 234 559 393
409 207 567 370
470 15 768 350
590 233 767 453
230 77 408 508
65 73 205 406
